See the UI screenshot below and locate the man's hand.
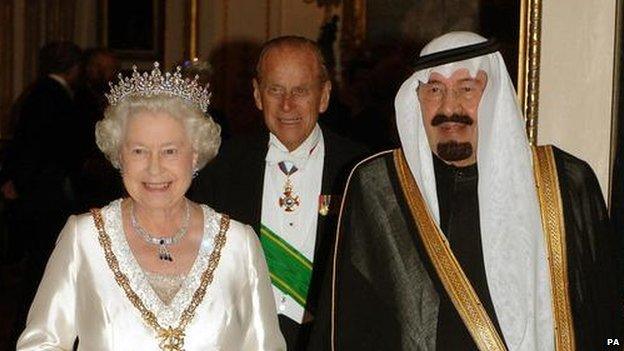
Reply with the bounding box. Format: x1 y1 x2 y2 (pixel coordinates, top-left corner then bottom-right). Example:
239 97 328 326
1 180 19 200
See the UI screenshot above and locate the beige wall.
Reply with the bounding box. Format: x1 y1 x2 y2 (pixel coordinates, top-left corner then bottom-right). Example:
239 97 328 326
539 0 617 197
278 1 329 39
74 1 332 75
164 0 186 68
197 0 333 57
74 0 98 49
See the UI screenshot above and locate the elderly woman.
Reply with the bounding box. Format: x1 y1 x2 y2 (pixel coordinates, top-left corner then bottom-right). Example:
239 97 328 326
17 63 286 350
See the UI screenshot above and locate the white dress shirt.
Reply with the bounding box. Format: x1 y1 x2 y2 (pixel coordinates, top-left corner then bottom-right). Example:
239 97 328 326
48 73 73 98
261 124 324 323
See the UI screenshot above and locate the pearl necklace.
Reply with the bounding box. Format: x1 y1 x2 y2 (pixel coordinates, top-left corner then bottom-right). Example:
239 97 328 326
131 200 191 262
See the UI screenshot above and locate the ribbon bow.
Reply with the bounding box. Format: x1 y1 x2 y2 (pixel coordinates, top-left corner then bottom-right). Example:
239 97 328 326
158 326 185 351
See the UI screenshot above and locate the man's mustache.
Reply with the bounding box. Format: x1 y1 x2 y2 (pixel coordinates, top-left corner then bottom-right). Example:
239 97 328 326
431 114 474 127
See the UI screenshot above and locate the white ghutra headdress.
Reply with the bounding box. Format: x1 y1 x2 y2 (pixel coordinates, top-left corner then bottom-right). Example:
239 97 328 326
106 62 211 113
395 31 554 351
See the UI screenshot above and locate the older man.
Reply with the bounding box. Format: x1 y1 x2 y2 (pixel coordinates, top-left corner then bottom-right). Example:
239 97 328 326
191 36 366 350
2 41 83 263
309 32 622 351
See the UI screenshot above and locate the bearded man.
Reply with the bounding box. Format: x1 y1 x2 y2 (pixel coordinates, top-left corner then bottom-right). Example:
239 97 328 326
308 32 622 351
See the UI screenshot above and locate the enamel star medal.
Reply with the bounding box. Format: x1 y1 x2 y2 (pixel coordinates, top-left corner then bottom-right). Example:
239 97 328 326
278 161 300 212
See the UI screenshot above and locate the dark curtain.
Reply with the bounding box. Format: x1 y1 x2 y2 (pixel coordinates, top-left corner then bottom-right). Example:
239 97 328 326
0 1 13 138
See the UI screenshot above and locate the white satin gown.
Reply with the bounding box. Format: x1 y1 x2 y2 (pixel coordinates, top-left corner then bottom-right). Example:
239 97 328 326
17 199 286 350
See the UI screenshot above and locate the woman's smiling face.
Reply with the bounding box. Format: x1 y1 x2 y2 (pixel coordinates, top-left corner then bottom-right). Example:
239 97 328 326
120 110 197 211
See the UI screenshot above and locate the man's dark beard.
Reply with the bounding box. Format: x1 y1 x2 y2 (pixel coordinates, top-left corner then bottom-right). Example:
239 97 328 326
437 141 473 162
431 113 474 126
431 113 474 162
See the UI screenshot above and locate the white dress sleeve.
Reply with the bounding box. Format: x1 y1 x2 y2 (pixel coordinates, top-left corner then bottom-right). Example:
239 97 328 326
241 225 286 351
17 216 79 351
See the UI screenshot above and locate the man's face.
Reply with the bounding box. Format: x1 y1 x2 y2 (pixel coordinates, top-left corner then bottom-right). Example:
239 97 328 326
66 64 82 88
253 46 331 151
88 54 120 89
418 68 487 167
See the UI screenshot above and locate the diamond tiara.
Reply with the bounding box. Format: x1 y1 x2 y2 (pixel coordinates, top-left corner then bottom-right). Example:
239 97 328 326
106 62 210 112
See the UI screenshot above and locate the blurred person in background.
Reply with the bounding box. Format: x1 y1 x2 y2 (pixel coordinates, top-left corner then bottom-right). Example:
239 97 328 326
1 41 83 348
74 48 124 211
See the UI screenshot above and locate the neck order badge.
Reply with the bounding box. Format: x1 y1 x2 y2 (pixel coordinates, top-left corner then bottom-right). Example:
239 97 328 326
278 161 300 212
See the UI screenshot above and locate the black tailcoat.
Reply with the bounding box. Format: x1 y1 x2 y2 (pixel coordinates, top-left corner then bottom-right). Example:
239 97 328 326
190 126 367 350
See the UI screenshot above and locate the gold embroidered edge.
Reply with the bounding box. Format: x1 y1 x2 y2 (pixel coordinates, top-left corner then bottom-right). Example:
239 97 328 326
392 149 507 351
90 207 230 350
531 145 576 351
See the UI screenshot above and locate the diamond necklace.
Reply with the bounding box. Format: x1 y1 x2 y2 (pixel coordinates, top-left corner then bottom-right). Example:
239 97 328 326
131 200 191 262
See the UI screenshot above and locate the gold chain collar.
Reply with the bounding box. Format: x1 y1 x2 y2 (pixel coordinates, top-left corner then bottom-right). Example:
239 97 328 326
91 207 230 351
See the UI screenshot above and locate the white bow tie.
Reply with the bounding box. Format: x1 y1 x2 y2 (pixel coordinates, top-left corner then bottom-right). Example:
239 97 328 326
265 143 309 170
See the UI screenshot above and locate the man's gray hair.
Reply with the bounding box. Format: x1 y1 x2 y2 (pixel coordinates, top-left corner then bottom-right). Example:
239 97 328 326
255 36 329 83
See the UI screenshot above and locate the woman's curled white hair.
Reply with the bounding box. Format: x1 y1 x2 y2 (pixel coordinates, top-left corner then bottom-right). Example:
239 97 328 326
95 94 221 170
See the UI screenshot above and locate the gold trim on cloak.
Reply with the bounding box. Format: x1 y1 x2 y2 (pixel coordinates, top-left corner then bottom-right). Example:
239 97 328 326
392 149 507 351
532 145 576 351
91 207 230 351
